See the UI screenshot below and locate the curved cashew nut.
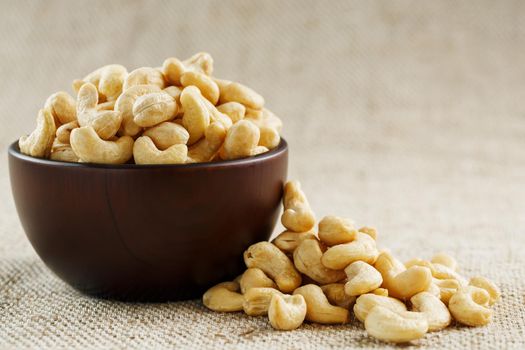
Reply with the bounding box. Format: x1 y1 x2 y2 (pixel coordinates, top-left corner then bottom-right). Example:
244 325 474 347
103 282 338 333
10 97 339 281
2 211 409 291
133 92 177 127
187 122 226 163
243 242 301 293
364 306 429 343
268 294 307 331
70 126 133 164
433 278 460 305
245 108 282 149
448 286 493 326
358 226 378 240
431 263 468 286
19 109 56 158
77 83 122 139
293 284 348 324
202 281 244 312
320 283 356 308
180 86 211 145
239 268 277 294
243 287 283 316
142 121 189 150
469 276 500 306
410 291 451 331
201 97 233 130
431 252 458 271
404 258 437 275
321 232 379 270
353 293 407 323
281 180 315 233
218 81 265 110
162 52 213 86
115 84 161 136
123 67 165 91
50 141 79 163
293 239 346 284
374 251 432 300
163 86 184 116
219 120 261 160
56 120 79 144
271 230 317 254
98 64 128 101
318 215 357 246
133 136 187 164
344 261 383 296
181 71 219 104
45 91 77 125
217 102 246 123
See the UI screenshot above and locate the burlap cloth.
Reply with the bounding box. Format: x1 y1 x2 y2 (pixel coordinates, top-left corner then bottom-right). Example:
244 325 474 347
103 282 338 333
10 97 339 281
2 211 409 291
1 0 524 348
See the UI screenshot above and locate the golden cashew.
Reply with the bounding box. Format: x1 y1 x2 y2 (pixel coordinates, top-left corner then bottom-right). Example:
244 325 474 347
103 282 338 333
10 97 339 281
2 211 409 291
181 71 219 104
244 108 282 149
353 293 407 323
162 53 213 86
50 141 79 163
123 67 165 91
293 284 348 324
218 81 264 110
271 230 317 254
424 281 442 298
56 120 79 144
320 283 356 308
318 215 357 246
431 252 458 271
344 261 383 296
239 268 277 294
142 121 189 150
244 242 301 293
201 97 233 130
180 86 211 145
187 122 226 163
281 180 315 233
243 287 283 316
219 120 261 160
431 263 468 286
115 84 161 136
404 258 436 275
44 91 77 125
96 100 116 111
321 232 379 270
364 306 428 343
358 226 377 240
133 136 187 165
371 288 389 297
448 286 493 326
98 64 127 101
70 126 133 164
183 52 213 75
293 239 346 285
268 294 307 331
433 278 461 305
133 92 177 127
202 281 244 312
162 57 185 86
217 102 246 123
163 86 183 116
19 109 56 158
410 292 451 331
469 276 500 306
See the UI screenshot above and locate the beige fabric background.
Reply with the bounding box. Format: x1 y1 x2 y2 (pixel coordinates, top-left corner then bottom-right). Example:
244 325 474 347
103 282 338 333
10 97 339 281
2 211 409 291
1 0 525 348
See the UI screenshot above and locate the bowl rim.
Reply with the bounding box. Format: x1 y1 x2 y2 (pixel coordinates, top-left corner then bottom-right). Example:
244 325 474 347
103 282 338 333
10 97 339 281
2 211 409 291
8 138 288 169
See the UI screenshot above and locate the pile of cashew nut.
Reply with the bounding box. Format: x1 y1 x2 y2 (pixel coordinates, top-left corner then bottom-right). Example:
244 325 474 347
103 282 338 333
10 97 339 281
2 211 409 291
203 180 501 343
19 53 282 164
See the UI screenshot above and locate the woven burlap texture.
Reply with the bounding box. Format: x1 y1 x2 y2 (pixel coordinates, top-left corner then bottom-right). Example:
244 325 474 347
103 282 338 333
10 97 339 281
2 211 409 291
1 0 525 348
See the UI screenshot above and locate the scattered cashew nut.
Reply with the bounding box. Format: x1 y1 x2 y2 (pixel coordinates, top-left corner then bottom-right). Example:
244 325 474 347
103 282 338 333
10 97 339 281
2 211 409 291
202 281 244 312
268 294 307 331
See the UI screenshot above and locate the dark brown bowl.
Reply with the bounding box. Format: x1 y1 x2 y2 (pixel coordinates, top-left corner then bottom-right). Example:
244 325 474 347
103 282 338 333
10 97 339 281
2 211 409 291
8 140 288 301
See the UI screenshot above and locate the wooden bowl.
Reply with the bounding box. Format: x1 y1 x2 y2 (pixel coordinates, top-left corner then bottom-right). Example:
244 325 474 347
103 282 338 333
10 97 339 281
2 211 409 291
8 140 288 301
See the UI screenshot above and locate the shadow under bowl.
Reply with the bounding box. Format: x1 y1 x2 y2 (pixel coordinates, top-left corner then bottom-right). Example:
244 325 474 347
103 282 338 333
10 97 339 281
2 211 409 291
7 139 288 301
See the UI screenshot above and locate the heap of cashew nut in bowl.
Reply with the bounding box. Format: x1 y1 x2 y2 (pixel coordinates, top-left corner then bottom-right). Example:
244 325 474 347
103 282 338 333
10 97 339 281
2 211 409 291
18 53 282 164
203 181 501 343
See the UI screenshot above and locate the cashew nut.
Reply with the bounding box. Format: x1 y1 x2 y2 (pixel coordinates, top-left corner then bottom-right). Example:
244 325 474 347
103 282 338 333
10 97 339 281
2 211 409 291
162 53 213 86
180 86 211 145
203 281 244 312
187 122 226 163
318 215 357 246
364 306 428 343
19 109 56 158
281 180 315 233
321 232 379 270
448 286 493 326
50 141 79 163
344 261 383 296
469 276 500 306
123 67 165 91
181 71 219 104
133 92 177 127
353 293 407 323
115 84 161 136
372 288 389 297
358 226 377 240
433 278 461 305
56 120 79 144
98 64 128 101
404 258 436 275
44 91 77 125
293 239 346 285
244 108 282 149
431 263 468 286
96 100 116 111
243 242 301 293
320 283 356 308
410 291 451 331
293 284 348 324
70 126 133 164
219 120 261 160
163 86 183 116
243 287 283 316
217 102 246 123
142 121 189 150
239 268 277 294
218 81 264 110
431 252 458 271
268 294 307 331
133 136 187 164
271 230 317 254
